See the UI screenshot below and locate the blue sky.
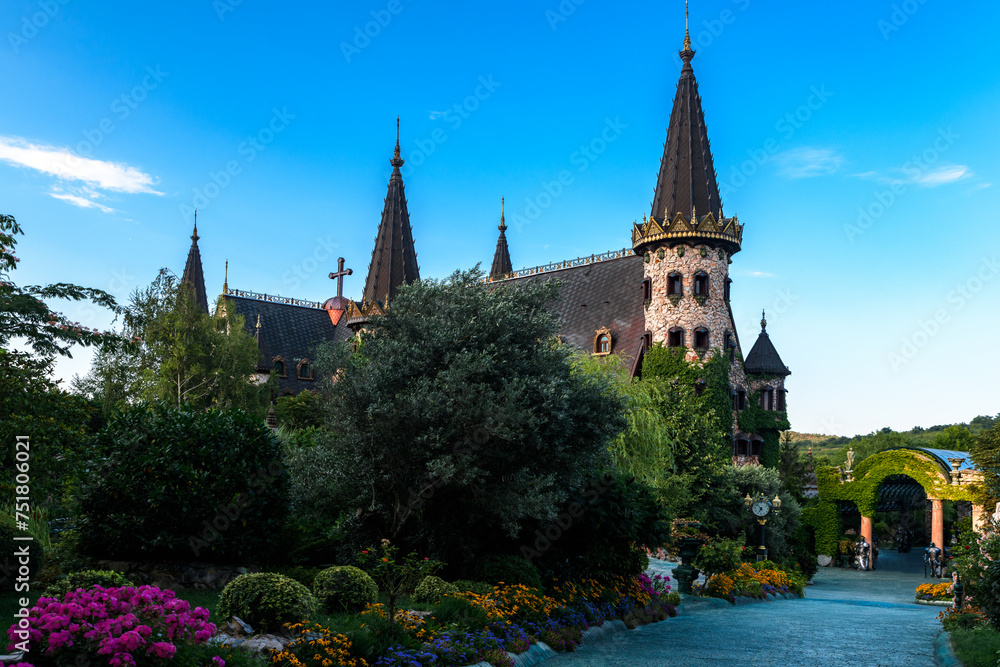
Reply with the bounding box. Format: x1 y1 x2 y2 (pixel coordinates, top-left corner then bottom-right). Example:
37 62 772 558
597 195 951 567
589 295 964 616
2 0 999 436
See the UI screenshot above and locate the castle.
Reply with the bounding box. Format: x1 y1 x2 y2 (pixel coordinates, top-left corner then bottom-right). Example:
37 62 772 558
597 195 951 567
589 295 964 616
180 13 791 464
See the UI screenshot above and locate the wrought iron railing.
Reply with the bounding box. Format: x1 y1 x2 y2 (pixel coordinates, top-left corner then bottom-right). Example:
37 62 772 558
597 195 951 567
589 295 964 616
225 287 323 309
488 247 634 282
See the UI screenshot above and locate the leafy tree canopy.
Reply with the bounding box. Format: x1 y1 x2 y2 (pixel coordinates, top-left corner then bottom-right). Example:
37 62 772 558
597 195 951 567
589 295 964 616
971 422 1000 506
310 268 627 571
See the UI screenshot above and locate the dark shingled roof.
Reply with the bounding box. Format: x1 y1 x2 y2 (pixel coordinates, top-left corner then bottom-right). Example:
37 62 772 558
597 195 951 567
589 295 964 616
502 254 646 369
649 26 724 222
743 315 790 377
181 221 209 314
223 295 339 393
362 121 419 306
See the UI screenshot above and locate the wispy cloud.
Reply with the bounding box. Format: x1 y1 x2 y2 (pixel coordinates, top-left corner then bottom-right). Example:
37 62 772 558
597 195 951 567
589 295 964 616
428 110 448 120
775 147 843 178
747 270 776 278
0 135 161 211
854 162 977 189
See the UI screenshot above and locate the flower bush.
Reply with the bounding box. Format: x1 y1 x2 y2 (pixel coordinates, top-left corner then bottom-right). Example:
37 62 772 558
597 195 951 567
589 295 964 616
701 561 804 603
916 582 952 601
939 605 987 631
4 585 219 667
950 518 1000 629
43 569 135 601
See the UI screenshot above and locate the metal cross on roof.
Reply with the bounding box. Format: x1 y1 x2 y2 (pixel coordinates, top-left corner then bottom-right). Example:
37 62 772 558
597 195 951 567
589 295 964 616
328 257 353 299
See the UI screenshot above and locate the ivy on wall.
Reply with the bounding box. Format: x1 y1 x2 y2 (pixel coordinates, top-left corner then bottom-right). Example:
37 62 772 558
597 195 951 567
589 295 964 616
643 345 733 447
736 390 790 469
815 449 976 517
801 501 841 557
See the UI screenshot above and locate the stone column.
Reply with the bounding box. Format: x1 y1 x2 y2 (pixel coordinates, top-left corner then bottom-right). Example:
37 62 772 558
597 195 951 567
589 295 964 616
972 503 986 533
930 498 944 548
861 515 873 546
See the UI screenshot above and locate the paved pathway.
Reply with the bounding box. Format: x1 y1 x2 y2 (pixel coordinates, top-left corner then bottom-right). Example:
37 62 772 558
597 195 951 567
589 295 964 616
545 550 947 666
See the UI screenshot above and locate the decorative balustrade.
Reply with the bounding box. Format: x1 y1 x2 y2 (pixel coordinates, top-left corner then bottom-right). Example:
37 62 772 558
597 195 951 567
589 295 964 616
488 247 633 282
225 287 324 309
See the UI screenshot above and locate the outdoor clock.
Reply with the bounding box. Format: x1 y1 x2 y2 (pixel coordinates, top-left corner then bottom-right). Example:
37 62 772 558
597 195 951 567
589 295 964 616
751 499 771 517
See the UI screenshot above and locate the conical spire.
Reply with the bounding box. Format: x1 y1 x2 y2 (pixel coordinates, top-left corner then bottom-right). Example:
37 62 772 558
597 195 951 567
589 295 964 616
649 3 724 224
361 119 420 306
181 210 209 314
489 198 513 280
744 309 791 377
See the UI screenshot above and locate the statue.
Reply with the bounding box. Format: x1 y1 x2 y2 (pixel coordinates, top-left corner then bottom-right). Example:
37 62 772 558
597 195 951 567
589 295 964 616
854 536 871 571
924 542 944 578
846 448 855 472
894 526 913 553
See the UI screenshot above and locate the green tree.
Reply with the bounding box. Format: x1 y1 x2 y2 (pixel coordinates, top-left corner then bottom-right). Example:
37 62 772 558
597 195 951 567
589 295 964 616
931 424 975 451
777 431 808 499
74 269 272 412
310 268 627 572
971 422 1000 506
1 214 121 357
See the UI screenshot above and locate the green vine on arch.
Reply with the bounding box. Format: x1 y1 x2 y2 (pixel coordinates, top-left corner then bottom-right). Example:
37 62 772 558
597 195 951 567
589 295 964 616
816 449 975 516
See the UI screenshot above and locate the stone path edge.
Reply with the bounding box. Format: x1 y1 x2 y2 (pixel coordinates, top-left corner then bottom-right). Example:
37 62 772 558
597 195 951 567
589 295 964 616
934 630 961 667
470 593 802 667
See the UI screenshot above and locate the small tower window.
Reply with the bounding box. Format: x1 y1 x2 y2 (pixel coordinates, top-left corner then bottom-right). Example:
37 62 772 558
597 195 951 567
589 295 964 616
297 359 314 380
642 278 652 301
694 272 709 297
593 327 612 355
761 387 774 410
694 327 709 349
667 273 683 295
777 389 787 411
735 436 749 457
750 437 763 457
724 278 732 302
668 328 685 348
273 357 286 378
723 332 735 362
734 388 747 411
694 379 706 396
643 331 652 349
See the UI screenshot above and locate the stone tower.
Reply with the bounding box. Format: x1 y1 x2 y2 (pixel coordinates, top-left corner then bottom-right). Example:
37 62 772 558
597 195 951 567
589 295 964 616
632 9 743 366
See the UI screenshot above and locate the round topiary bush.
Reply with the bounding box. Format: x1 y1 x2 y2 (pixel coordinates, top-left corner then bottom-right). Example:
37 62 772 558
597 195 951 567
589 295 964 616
217 572 318 633
452 579 493 596
44 569 134 600
474 555 543 591
413 575 459 604
312 565 378 613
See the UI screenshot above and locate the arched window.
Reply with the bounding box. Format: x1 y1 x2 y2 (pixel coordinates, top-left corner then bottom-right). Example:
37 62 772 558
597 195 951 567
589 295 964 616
593 327 612 355
272 357 286 378
694 272 709 297
668 327 685 348
694 327 709 349
761 387 774 410
297 359 314 380
750 435 763 457
667 273 683 295
735 436 750 457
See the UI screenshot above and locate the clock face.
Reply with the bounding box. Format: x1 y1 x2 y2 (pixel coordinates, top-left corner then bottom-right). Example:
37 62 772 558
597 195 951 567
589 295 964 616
752 500 771 517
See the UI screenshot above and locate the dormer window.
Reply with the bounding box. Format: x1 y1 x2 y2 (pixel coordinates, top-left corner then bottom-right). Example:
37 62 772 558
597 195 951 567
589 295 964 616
593 327 612 356
694 327 709 349
667 273 683 295
297 359 314 380
272 357 287 378
694 272 709 297
668 328 685 348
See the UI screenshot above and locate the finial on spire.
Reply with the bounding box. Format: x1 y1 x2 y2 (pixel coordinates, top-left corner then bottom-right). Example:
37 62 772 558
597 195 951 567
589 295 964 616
499 197 506 232
256 313 261 329
223 259 229 293
391 116 404 168
192 208 199 242
680 0 695 65
761 309 767 331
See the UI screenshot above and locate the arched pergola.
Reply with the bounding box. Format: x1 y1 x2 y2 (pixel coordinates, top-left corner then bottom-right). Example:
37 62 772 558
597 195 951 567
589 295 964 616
816 447 985 550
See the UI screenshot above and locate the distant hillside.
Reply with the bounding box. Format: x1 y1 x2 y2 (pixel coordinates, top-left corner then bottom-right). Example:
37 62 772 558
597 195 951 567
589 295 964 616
786 413 998 462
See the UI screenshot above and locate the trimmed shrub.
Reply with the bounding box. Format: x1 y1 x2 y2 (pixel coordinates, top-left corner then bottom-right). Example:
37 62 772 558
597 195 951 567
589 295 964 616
413 575 459 604
312 565 378 613
76 404 290 563
474 555 543 591
452 579 492 596
217 572 318 633
43 569 134 600
693 537 744 577
0 514 44 591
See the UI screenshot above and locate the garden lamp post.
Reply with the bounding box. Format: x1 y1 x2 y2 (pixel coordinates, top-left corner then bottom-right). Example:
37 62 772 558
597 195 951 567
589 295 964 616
744 492 781 562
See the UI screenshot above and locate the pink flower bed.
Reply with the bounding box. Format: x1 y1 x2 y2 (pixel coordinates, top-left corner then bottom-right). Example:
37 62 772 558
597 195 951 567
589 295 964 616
5 585 222 667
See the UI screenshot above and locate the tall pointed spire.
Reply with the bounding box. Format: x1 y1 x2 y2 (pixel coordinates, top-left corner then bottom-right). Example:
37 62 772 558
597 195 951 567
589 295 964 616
361 118 420 306
649 2 724 226
181 210 209 314
489 197 513 280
